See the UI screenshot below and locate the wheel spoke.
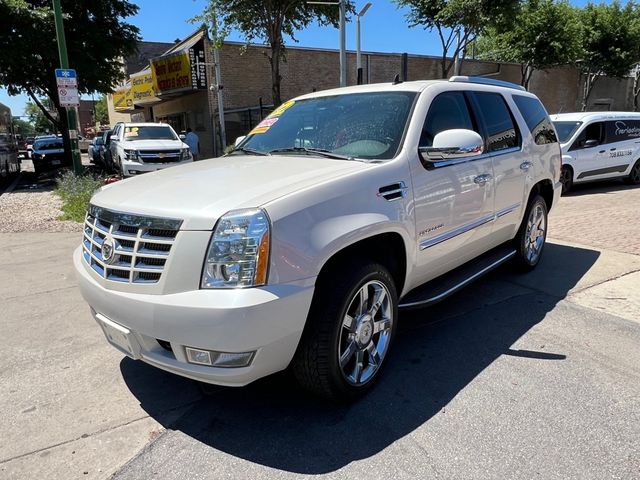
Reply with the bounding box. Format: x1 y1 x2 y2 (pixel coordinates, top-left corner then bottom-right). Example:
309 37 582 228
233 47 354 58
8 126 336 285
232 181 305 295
340 340 357 368
369 287 386 317
352 350 364 383
357 285 369 316
366 341 381 367
343 314 355 331
373 317 391 334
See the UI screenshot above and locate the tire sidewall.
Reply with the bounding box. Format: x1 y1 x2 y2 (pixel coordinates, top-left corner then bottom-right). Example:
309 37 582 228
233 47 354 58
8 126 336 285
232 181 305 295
561 165 573 194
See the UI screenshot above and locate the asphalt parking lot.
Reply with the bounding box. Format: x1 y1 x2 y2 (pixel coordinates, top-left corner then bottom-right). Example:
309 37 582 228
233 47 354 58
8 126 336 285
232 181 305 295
1 179 639 479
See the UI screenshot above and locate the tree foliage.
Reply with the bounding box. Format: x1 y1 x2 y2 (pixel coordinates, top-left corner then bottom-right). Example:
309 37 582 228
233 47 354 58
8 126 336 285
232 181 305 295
476 1 582 89
94 95 109 126
578 1 640 110
12 118 36 137
201 1 351 106
395 0 519 78
0 0 139 158
25 99 57 133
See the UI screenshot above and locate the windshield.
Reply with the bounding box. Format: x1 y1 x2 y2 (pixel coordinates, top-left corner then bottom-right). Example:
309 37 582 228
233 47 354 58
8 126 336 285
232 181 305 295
34 139 63 150
552 121 582 143
123 126 177 141
237 92 417 160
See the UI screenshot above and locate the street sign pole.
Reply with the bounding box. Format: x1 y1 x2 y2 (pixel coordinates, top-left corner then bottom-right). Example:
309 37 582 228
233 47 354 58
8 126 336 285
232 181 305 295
52 0 82 174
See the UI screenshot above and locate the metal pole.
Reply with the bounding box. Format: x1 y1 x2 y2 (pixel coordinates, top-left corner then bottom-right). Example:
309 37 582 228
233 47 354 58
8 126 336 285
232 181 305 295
339 0 346 87
356 15 362 85
52 0 82 174
213 46 227 151
453 30 461 76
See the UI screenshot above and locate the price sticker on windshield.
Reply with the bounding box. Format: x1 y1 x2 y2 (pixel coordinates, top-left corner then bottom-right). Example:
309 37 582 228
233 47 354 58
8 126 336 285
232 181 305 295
250 117 279 135
269 100 295 118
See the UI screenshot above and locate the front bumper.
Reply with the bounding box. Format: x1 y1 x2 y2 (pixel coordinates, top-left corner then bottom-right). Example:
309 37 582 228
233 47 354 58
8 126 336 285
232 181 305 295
121 158 193 177
74 247 315 386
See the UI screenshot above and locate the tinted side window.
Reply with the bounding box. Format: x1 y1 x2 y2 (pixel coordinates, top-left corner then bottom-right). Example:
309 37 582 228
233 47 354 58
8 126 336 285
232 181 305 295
570 121 605 150
420 92 476 147
512 95 557 145
606 119 640 143
471 92 520 152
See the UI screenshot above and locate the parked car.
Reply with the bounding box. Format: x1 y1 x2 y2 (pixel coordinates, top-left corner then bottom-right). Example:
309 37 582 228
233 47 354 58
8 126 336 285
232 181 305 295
31 136 68 174
88 136 104 164
99 130 114 170
550 112 640 193
75 77 561 400
108 122 193 177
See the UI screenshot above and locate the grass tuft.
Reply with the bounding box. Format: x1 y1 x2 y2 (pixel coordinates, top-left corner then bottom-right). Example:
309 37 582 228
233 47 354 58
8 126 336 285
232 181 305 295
55 171 104 223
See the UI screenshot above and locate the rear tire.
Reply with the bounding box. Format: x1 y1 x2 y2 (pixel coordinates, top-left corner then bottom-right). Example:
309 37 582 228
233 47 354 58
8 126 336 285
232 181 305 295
560 165 573 194
292 261 398 401
513 195 548 271
624 160 640 185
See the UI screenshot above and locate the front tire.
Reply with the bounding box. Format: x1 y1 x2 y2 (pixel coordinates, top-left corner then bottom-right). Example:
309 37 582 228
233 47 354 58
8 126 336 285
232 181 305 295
560 165 573 194
625 160 640 185
292 262 398 401
513 195 548 271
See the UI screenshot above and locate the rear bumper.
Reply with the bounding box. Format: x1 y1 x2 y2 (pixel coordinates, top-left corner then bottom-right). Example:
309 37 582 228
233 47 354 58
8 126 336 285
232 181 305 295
74 247 315 386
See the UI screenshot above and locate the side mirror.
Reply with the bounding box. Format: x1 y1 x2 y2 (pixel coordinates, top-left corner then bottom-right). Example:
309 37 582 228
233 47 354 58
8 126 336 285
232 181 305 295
419 129 484 165
584 138 599 148
234 135 246 147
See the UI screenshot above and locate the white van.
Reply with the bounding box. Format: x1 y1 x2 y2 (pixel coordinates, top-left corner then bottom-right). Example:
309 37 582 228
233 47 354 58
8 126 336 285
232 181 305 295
550 112 640 193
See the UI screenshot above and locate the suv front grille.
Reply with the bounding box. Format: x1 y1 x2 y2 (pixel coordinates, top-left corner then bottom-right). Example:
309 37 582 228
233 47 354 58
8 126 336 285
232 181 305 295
81 205 182 284
138 150 182 164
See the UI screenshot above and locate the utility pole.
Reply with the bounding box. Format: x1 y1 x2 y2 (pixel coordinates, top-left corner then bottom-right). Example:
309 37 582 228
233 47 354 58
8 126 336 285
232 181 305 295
52 0 82 174
210 13 227 153
356 3 372 85
453 30 461 76
308 1 347 87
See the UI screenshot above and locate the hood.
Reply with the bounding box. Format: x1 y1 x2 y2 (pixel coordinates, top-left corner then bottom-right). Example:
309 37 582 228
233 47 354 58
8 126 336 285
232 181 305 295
122 139 186 150
91 155 368 230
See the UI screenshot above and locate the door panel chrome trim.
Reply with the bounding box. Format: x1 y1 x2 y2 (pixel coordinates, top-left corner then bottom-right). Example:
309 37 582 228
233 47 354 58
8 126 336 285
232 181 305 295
419 202 521 250
424 146 521 169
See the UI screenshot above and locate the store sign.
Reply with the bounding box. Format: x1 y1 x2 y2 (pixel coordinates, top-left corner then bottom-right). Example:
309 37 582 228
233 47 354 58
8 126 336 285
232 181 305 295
130 71 157 104
113 86 133 111
151 39 207 95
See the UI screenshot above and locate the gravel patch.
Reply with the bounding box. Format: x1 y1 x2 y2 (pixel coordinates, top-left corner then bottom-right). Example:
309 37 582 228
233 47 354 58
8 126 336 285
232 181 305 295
0 187 82 233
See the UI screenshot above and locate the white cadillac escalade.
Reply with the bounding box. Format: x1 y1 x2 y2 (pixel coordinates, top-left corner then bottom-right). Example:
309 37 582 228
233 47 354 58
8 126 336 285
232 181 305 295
75 77 562 400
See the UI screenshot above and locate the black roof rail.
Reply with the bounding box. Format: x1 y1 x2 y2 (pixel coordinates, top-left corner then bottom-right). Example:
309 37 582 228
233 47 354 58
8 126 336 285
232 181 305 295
449 76 526 92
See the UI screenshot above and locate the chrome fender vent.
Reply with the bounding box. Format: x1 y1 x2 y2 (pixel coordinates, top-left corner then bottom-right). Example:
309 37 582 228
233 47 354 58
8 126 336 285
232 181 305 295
378 181 407 201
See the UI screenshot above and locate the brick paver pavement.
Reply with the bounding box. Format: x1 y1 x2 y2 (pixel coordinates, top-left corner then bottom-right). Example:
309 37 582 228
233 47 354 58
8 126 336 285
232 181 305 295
549 180 640 256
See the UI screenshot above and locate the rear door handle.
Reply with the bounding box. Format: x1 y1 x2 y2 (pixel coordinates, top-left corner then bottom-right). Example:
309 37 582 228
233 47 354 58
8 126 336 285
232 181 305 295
474 174 492 185
520 161 533 171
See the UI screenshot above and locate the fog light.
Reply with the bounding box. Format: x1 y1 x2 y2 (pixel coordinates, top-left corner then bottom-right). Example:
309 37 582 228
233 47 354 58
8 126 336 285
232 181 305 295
185 347 254 368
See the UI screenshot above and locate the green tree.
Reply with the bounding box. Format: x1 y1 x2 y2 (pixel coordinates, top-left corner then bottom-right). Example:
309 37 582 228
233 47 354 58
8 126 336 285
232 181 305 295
199 1 350 106
94 95 109 125
0 0 139 161
12 117 36 137
579 1 640 110
395 0 519 78
25 99 57 134
476 1 582 90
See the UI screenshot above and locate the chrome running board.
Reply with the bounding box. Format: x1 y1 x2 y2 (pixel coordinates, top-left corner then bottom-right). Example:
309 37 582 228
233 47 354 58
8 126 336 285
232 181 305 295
399 244 517 309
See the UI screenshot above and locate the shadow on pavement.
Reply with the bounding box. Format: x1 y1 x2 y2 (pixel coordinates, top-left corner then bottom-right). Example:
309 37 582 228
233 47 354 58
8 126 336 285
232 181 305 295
119 242 599 474
565 178 637 197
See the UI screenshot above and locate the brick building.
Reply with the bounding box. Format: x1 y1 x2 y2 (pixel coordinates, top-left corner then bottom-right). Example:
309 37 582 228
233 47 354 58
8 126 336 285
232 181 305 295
108 28 638 157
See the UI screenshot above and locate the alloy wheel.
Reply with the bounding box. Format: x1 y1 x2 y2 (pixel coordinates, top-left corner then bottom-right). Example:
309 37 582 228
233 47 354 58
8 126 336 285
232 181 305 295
338 280 393 386
524 202 546 264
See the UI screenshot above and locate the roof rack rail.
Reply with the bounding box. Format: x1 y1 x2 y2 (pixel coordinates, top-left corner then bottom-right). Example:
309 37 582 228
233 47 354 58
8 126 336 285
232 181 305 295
449 76 526 92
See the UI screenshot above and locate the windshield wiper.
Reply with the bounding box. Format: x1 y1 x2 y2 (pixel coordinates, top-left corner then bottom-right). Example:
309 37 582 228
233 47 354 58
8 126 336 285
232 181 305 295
228 147 270 156
268 147 356 161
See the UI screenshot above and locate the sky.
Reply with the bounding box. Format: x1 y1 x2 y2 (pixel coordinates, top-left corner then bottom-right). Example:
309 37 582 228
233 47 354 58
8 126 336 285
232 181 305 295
0 0 607 117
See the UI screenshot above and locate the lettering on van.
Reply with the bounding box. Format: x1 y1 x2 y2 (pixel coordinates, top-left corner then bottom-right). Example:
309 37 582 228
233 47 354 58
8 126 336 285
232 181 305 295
610 149 632 158
614 121 640 138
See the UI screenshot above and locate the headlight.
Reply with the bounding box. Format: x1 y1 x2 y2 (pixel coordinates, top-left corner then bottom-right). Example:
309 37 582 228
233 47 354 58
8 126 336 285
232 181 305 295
201 208 270 288
124 149 138 161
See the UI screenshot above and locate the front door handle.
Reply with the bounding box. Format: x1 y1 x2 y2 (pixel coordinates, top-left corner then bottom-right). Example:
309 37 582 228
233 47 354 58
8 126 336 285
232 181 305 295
520 161 533 171
474 174 492 185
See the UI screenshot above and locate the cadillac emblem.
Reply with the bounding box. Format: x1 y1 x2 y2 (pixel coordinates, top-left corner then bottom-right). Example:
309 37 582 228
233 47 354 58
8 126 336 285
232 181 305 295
102 235 116 264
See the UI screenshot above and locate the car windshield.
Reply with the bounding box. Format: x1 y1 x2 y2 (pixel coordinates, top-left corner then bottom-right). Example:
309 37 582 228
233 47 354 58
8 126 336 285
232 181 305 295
236 91 418 160
34 139 63 150
552 121 582 143
123 126 177 141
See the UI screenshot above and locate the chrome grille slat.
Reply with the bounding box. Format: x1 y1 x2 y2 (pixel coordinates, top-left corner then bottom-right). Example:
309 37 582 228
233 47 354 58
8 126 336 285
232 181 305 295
82 207 181 284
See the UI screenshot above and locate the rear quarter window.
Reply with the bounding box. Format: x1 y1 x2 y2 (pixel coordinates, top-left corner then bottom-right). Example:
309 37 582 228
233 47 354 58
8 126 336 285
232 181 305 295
471 92 520 152
513 95 558 145
605 119 640 143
